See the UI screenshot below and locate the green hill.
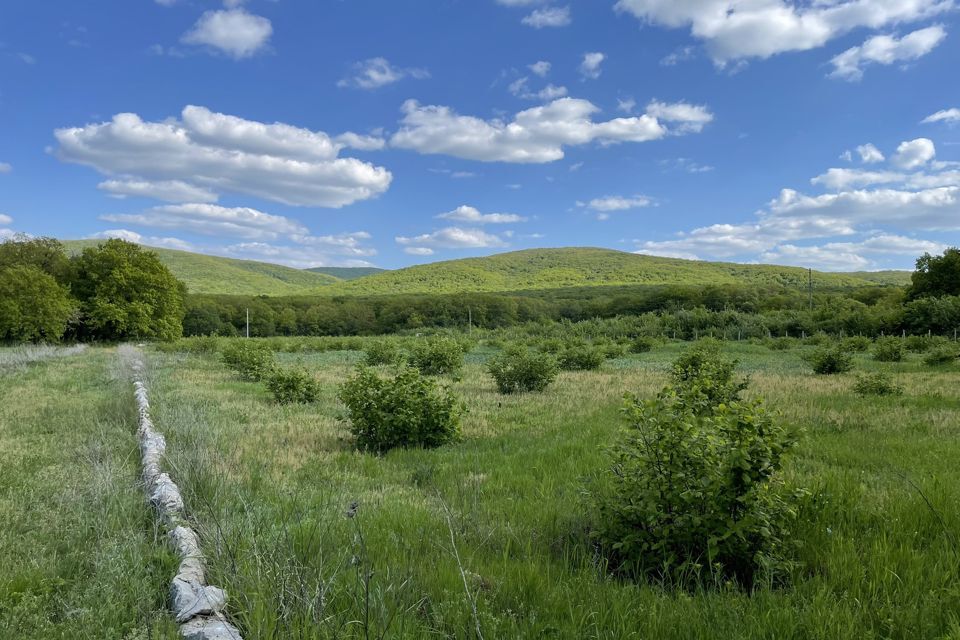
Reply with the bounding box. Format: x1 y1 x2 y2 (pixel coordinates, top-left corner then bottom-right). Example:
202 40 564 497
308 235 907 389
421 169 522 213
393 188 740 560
306 266 386 281
325 248 904 296
847 270 912 286
63 240 339 296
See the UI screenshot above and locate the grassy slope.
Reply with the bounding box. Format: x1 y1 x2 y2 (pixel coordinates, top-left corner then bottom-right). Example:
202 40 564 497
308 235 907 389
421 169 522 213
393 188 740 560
147 340 960 638
306 266 387 280
64 240 340 296
327 248 907 296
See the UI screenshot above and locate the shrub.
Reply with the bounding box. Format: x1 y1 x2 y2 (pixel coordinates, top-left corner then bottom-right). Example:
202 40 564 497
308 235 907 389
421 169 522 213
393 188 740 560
362 340 405 366
487 346 558 394
338 366 462 452
873 337 905 362
593 363 798 587
905 335 936 353
807 347 854 375
267 367 321 404
766 337 796 351
220 341 276 381
924 345 959 366
558 343 605 371
840 336 871 353
670 340 747 409
852 372 903 397
409 336 465 376
630 336 654 353
599 340 627 360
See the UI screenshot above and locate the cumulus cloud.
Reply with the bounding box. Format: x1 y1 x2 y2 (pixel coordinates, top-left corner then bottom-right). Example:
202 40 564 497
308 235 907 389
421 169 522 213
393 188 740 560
529 60 551 76
88 229 195 251
337 57 430 89
614 0 952 65
217 234 377 268
922 108 960 124
828 25 947 81
396 226 508 254
579 52 605 79
97 179 219 203
182 8 272 59
436 205 526 224
522 6 571 28
100 203 309 241
857 143 885 163
0 214 13 225
508 77 568 101
390 97 712 163
892 137 936 169
54 105 392 207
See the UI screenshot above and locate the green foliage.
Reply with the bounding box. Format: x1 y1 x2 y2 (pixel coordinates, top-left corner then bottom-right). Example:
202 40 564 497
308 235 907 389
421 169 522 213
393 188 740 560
671 340 748 409
0 265 77 342
852 372 903 397
766 337 797 351
909 247 960 299
904 334 938 353
409 336 465 376
487 345 559 394
558 343 606 371
840 336 871 353
0 236 71 284
593 349 798 587
807 347 854 375
362 340 406 366
872 337 905 362
70 240 186 341
338 366 462 452
923 344 959 366
220 341 276 381
266 366 321 404
629 336 654 353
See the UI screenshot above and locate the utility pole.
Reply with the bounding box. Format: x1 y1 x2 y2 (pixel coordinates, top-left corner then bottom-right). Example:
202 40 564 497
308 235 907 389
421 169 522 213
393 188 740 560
246 308 250 339
808 268 813 312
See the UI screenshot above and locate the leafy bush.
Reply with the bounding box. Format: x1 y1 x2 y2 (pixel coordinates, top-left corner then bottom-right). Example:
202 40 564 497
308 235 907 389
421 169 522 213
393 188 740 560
924 345 959 366
840 336 871 353
267 366 321 404
220 341 276 381
852 372 903 397
593 350 798 587
362 340 406 366
558 343 605 371
338 366 462 452
872 337 905 362
670 340 747 409
487 346 558 394
409 336 465 376
807 347 854 375
599 340 626 360
766 337 796 351
630 336 654 353
905 334 936 353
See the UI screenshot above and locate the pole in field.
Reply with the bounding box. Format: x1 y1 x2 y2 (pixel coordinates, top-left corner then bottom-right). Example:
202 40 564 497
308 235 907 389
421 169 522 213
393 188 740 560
808 268 813 311
246 308 250 339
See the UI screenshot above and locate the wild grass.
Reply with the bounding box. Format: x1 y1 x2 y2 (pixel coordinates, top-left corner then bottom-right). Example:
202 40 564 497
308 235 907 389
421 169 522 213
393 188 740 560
0 346 179 638
144 339 960 639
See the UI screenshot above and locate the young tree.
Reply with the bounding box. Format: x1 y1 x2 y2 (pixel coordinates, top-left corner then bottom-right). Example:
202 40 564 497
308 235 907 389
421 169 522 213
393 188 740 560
70 239 186 341
0 265 77 342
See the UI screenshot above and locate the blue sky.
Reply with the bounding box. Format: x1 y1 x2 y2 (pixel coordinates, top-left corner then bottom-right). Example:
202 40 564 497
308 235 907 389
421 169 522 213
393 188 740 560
1 0 959 271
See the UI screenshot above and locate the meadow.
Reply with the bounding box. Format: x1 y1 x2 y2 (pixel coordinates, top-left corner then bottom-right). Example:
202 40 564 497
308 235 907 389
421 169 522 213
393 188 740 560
3 336 956 638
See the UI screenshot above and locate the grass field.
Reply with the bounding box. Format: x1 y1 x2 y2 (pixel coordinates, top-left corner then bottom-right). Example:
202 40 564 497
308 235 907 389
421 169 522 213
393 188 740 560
2 340 958 638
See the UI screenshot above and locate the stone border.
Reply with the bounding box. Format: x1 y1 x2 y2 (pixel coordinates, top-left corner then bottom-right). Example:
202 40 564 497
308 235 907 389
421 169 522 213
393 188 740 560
124 346 243 640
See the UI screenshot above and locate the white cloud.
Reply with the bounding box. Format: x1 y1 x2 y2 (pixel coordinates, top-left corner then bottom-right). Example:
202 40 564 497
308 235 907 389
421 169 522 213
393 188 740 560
0 214 12 225
892 137 936 169
829 25 947 81
760 234 947 270
404 247 435 256
89 229 144 243
857 143 885 163
522 6 571 28
580 195 652 212
220 237 376 268
54 105 392 208
529 60 551 76
660 46 696 66
810 168 904 190
579 52 605 79
390 97 711 163
333 131 387 151
97 179 219 203
436 205 526 224
181 8 272 59
396 226 508 253
840 150 853 162
615 0 952 65
617 98 637 113
100 203 309 240
508 77 568 101
337 57 430 90
0 162 11 173
922 108 960 124
662 157 715 173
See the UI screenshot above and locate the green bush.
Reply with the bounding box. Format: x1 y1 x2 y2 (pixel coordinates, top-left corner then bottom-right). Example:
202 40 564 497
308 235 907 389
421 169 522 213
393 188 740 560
852 372 903 397
905 335 935 353
807 347 854 375
840 336 871 353
362 340 406 366
873 337 905 362
267 367 321 404
924 345 959 366
593 350 798 587
487 345 558 394
220 341 276 381
671 340 748 409
630 336 654 353
558 343 605 371
338 366 462 452
766 337 796 351
409 336 465 376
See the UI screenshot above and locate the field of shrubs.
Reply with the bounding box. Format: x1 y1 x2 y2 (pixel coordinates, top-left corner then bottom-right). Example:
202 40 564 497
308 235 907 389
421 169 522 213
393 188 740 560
124 327 960 638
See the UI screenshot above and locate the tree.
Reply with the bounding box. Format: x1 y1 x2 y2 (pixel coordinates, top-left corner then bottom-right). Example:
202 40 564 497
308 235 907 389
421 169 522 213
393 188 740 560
909 248 960 299
0 235 71 284
70 239 186 341
0 265 77 342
